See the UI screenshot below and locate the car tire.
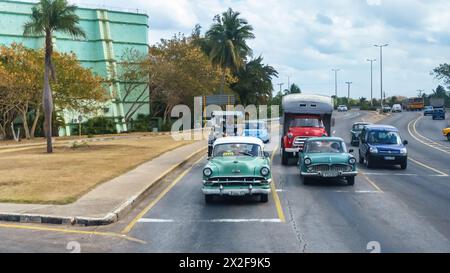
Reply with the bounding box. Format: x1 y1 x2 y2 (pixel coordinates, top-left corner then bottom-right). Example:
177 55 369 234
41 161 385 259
400 161 407 170
260 194 269 203
347 176 355 186
302 176 311 185
366 155 374 169
447 134 450 141
281 148 289 165
205 195 214 203
358 150 364 164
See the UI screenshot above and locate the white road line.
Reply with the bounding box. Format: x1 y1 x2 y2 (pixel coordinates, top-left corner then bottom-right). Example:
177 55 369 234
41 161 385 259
362 172 446 177
407 116 450 155
332 190 381 193
137 218 282 223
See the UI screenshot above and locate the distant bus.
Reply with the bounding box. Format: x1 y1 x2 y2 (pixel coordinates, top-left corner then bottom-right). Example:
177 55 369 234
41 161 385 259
402 97 424 111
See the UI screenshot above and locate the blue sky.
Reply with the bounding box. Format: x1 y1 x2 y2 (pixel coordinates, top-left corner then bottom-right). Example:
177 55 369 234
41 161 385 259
70 0 450 99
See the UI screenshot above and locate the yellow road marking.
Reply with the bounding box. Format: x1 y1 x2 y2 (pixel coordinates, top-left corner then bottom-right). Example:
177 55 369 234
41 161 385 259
0 223 146 244
122 155 205 234
270 145 286 223
359 172 383 193
407 116 450 155
409 157 448 177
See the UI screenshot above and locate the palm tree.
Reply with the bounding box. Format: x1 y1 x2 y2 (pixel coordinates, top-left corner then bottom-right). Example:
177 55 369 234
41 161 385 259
205 8 255 93
23 0 85 153
284 83 301 95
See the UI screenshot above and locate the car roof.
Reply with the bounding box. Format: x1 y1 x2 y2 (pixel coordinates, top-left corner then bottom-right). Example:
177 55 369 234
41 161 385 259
213 136 264 147
353 121 372 125
306 136 344 142
363 124 398 131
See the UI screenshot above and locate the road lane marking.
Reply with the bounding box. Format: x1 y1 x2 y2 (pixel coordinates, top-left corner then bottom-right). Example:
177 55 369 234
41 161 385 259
332 190 380 193
359 171 383 193
270 145 286 223
0 223 146 244
137 218 282 223
408 157 448 177
121 155 205 234
407 116 450 155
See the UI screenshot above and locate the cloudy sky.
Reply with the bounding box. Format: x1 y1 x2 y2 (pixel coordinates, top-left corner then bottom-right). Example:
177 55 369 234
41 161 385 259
70 0 450 99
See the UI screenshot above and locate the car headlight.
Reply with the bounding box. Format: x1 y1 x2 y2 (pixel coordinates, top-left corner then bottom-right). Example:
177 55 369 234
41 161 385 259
400 148 407 155
203 168 212 177
260 167 270 176
348 157 356 164
304 158 312 165
287 132 294 139
369 147 378 153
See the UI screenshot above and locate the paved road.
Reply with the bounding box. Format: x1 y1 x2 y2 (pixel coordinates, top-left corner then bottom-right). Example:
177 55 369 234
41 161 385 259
0 110 449 252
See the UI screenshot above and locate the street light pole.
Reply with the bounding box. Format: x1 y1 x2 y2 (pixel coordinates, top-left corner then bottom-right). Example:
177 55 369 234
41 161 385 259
277 83 284 93
367 58 376 106
332 69 340 98
345 81 353 100
374 44 388 107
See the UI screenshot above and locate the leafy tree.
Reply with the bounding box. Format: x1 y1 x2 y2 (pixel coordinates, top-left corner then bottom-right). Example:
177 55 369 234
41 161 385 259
205 8 255 92
284 83 301 94
23 0 86 153
432 85 447 98
433 63 450 89
231 56 278 105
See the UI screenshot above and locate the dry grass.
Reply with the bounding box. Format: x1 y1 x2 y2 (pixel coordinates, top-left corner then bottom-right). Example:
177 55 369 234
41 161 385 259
0 135 193 204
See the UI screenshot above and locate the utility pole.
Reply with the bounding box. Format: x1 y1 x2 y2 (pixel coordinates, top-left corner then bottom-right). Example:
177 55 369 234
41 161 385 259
374 44 388 107
277 83 284 93
332 69 340 98
367 59 376 106
346 82 353 100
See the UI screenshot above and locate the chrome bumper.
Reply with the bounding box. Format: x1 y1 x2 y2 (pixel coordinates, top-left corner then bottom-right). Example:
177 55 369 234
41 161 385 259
301 171 358 177
285 147 300 153
202 186 271 196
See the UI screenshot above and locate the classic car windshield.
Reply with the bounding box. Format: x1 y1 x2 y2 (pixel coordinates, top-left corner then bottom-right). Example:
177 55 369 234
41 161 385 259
353 124 368 131
289 118 323 128
213 143 261 157
304 140 347 153
367 131 402 145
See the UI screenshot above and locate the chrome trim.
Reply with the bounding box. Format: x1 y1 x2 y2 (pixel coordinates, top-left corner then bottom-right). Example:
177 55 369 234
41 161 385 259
202 187 271 195
301 171 358 177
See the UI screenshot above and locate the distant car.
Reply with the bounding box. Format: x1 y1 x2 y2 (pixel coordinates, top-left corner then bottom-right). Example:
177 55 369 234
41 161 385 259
432 108 446 120
382 105 391 113
443 127 450 141
391 104 402 112
358 125 408 169
350 122 372 146
424 106 434 116
299 137 357 186
243 120 270 143
202 136 271 203
337 105 348 112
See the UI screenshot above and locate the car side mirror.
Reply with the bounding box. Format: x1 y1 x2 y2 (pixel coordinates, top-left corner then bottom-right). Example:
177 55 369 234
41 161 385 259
263 151 270 158
403 140 408 145
349 149 354 153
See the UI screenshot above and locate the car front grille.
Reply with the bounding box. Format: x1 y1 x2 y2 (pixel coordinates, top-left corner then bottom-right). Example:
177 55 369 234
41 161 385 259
206 176 267 183
293 137 308 147
310 164 352 172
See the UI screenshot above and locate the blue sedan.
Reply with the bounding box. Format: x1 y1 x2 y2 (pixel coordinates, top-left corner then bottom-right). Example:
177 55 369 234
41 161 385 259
243 120 270 143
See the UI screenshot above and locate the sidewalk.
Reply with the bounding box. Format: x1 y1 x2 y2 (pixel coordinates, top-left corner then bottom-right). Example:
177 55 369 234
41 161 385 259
0 140 206 226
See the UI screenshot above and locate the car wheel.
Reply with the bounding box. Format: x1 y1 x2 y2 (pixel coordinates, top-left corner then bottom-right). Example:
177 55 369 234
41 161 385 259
281 148 289 165
366 155 374 169
302 176 311 185
400 161 407 170
260 194 269 203
358 150 364 164
447 134 450 141
347 176 355 186
205 195 214 203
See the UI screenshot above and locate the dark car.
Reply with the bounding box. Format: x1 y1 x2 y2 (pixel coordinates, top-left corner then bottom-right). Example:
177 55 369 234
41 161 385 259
350 122 371 146
358 125 408 169
432 108 446 120
423 106 434 116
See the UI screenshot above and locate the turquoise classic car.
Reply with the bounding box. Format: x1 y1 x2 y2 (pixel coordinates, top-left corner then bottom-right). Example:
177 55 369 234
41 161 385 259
298 137 357 185
202 136 272 203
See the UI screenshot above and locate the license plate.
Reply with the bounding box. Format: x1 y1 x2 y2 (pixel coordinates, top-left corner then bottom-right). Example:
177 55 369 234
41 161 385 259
322 172 339 177
229 191 245 196
384 156 395 160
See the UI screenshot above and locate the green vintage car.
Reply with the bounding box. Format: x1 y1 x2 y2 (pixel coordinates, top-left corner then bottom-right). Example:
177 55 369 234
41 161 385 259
350 122 371 146
299 137 357 186
202 136 272 203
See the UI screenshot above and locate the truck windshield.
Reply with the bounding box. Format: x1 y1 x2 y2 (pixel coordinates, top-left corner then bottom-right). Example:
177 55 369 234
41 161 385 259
245 122 266 130
305 140 346 153
213 143 261 157
367 131 402 145
289 118 322 127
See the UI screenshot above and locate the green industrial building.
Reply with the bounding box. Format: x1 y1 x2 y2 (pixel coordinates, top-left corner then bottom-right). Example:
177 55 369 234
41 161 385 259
0 0 149 135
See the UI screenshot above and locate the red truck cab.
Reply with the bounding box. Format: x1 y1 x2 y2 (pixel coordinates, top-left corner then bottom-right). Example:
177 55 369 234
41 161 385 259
281 94 334 165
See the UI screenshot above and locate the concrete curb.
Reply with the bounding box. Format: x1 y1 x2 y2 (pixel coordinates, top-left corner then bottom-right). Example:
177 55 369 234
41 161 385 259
0 146 206 226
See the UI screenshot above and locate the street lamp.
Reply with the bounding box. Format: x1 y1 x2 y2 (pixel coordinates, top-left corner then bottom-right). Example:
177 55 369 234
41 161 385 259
346 81 353 100
367 58 376 106
374 44 388 107
332 68 340 98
